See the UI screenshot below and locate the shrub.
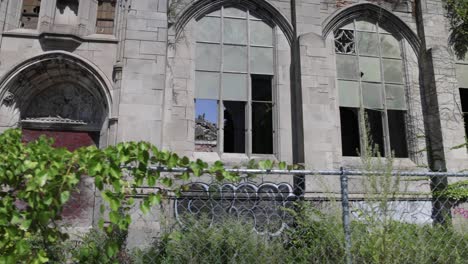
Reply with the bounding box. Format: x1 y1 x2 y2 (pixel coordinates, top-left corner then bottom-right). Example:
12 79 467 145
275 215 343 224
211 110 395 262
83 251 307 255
131 216 287 264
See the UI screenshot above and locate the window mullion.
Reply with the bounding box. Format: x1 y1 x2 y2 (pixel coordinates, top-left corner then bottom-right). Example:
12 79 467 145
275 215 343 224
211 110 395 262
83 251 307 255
246 10 252 156
354 20 367 157
376 23 392 157
219 7 225 154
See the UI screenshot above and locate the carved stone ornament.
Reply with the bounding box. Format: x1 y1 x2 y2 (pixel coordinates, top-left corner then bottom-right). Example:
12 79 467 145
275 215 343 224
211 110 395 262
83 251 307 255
23 84 103 125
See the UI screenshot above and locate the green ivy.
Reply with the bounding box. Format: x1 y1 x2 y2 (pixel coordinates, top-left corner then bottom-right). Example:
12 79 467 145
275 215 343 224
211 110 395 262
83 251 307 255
435 180 468 205
445 0 468 59
0 129 246 263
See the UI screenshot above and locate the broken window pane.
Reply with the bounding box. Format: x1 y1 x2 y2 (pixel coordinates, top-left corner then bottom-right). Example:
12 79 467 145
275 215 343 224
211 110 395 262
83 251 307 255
252 75 272 101
222 73 247 101
96 0 116 34
252 102 273 154
196 16 221 42
250 47 274 74
223 101 246 153
359 57 381 82
336 54 359 80
380 35 401 58
21 0 41 29
340 107 360 156
383 59 404 83
388 110 408 158
195 71 220 99
250 20 273 46
357 32 379 56
224 18 247 44
385 84 407 110
223 45 248 72
334 29 355 54
55 0 79 25
338 80 360 107
365 109 385 156
195 99 218 152
196 43 221 71
362 82 383 109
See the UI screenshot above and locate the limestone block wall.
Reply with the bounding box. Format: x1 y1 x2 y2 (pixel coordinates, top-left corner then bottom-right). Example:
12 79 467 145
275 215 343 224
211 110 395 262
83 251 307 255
116 0 168 145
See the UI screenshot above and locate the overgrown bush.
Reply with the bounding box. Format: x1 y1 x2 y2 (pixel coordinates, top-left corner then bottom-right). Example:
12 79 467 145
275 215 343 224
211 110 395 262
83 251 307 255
131 216 287 264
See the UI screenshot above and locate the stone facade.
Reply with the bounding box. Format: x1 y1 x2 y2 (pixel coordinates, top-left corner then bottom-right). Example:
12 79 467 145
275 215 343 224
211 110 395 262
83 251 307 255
0 0 466 246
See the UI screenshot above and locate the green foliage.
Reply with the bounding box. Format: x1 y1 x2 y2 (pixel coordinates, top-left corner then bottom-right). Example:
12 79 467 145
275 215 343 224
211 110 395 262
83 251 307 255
445 0 468 59
0 129 242 263
284 202 468 264
284 203 346 263
435 180 468 205
131 216 287 264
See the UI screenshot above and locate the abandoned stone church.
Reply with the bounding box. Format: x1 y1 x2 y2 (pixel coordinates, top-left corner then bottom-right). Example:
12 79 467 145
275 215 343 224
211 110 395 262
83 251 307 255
0 0 466 232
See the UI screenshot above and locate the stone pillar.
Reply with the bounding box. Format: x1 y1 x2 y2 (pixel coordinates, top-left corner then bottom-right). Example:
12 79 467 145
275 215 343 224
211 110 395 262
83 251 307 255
117 0 167 146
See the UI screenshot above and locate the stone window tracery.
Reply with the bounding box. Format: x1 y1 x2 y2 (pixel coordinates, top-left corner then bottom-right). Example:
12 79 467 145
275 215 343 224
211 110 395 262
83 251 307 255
335 20 409 158
20 0 41 29
194 7 275 155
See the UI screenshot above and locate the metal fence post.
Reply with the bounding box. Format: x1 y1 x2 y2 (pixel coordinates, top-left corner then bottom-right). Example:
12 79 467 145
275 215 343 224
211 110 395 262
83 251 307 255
340 167 352 264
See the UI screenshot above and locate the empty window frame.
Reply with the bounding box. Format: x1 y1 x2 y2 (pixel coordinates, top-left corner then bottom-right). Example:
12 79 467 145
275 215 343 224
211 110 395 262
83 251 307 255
96 0 116 34
335 20 409 158
194 7 275 154
20 0 41 29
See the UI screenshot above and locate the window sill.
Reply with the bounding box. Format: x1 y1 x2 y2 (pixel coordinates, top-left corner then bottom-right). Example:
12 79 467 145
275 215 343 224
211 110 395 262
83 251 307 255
193 152 278 166
341 156 424 171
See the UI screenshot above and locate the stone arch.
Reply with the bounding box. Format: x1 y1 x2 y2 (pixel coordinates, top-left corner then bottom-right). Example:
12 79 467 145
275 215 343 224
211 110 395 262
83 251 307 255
172 0 294 45
0 51 113 147
322 3 422 56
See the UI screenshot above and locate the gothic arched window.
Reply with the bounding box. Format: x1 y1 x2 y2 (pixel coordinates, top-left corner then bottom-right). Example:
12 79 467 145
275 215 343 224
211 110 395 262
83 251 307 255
335 20 408 158
194 7 275 154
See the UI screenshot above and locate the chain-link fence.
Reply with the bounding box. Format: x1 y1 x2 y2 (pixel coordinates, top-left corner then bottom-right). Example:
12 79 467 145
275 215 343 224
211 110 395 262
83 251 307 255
61 167 467 263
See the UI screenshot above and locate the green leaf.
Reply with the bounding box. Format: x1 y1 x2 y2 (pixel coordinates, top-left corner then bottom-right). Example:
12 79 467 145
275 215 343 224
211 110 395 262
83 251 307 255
60 191 70 204
24 160 38 170
148 193 161 205
278 161 287 170
140 201 150 214
35 170 48 187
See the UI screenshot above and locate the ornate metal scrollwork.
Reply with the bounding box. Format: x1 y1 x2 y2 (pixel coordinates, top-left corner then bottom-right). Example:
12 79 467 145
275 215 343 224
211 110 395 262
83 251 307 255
175 182 297 236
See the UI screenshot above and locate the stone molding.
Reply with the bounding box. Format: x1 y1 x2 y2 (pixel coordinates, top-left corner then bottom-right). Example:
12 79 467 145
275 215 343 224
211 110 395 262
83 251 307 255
322 3 422 56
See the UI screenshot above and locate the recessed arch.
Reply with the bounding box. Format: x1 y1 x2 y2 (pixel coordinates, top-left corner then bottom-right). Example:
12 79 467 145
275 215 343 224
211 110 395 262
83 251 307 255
172 0 294 45
322 3 422 56
0 51 113 120
0 51 113 146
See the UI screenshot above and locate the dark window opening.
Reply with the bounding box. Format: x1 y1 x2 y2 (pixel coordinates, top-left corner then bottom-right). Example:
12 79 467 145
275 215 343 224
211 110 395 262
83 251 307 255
365 109 385 156
460 88 468 142
21 0 41 29
388 110 408 158
252 103 273 154
252 75 273 154
223 101 245 153
96 0 116 34
252 75 272 101
340 107 360 156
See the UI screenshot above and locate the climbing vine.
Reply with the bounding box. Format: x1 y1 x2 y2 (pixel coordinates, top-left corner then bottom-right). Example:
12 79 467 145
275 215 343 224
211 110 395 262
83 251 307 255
0 129 244 263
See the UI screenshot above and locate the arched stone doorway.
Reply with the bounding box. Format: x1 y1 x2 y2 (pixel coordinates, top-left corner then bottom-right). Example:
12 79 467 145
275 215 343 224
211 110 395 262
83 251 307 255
0 52 112 230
